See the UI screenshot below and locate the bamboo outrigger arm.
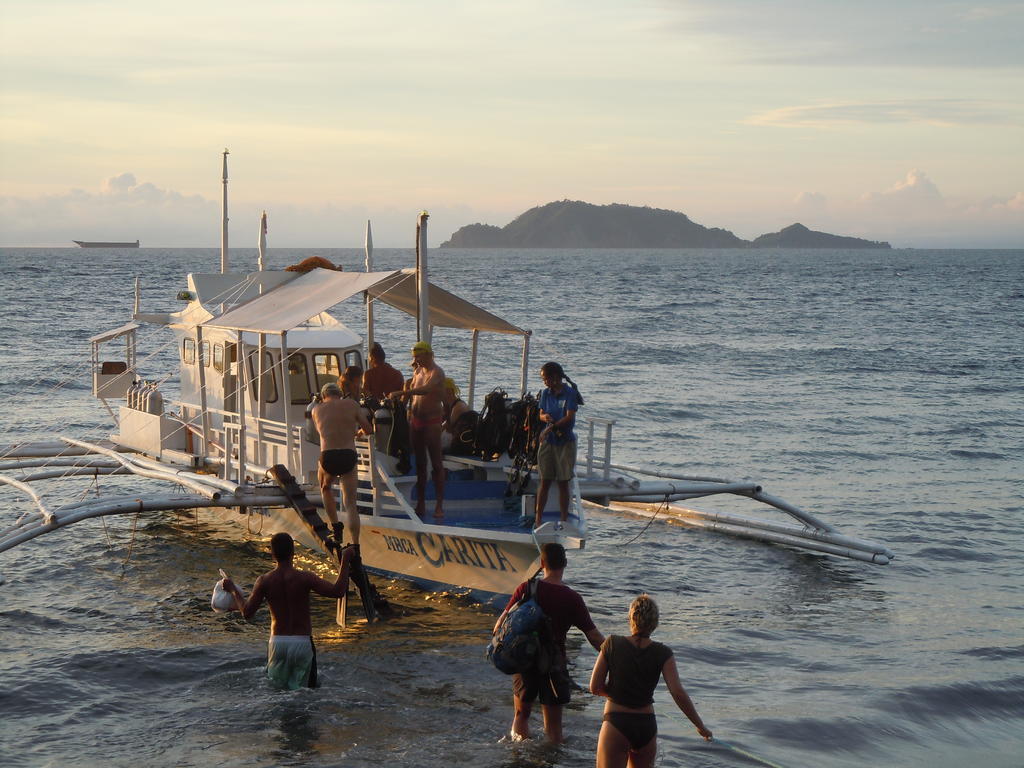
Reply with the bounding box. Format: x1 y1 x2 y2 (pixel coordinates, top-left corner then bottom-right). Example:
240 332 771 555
0 490 294 555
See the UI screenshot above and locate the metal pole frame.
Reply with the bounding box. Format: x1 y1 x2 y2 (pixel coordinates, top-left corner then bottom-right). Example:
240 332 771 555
280 331 294 471
196 326 211 458
468 329 479 410
235 330 247 483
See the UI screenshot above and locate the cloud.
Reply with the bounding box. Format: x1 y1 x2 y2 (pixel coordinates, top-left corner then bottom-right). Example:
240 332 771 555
0 172 499 248
2 168 1019 249
793 191 828 216
779 171 1023 247
747 99 1023 128
103 172 138 193
860 170 944 216
656 0 1024 68
0 173 217 247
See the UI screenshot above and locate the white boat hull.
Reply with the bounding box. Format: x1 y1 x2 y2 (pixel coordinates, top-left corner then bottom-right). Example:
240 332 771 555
205 502 546 604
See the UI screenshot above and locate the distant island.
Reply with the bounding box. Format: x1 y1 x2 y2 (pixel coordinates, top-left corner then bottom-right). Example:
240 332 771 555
440 201 890 249
749 223 890 249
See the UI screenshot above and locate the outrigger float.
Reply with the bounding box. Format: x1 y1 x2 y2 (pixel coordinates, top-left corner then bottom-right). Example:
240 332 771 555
0 154 893 617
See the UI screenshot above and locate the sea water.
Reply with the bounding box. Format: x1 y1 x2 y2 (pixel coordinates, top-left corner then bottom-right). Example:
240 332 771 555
0 246 1021 768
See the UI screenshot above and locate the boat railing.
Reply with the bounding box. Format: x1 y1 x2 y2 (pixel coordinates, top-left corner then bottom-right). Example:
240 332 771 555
578 416 616 481
353 440 421 523
170 400 305 483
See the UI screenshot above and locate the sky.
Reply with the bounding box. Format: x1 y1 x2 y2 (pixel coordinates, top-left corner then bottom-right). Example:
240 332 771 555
1 0 1022 248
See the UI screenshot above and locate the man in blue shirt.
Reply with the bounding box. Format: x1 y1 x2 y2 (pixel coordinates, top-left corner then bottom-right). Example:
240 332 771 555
534 362 583 528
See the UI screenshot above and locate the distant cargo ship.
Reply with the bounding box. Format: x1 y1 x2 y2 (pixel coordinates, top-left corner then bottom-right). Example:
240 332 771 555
72 240 140 248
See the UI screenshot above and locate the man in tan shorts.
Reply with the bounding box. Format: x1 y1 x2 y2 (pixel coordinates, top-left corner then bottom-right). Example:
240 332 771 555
312 382 371 546
389 341 446 519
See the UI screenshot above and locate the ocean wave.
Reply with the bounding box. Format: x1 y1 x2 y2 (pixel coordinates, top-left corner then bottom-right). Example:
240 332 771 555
874 676 1024 723
958 644 1024 660
744 713 916 752
0 608 71 632
914 546 1001 562
949 449 1007 460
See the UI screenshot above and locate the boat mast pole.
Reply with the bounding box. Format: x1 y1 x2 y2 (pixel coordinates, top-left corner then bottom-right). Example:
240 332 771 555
363 219 381 517
416 211 430 344
364 220 374 351
257 210 267 273
220 149 230 274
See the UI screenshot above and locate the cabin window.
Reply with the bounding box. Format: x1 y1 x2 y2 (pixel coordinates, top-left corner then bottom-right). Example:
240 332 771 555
344 349 363 370
200 341 211 368
313 353 341 392
247 351 278 403
183 338 196 365
288 354 312 404
213 343 225 372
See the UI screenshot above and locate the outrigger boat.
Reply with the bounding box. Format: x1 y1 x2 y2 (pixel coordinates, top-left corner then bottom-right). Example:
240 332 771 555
0 155 893 617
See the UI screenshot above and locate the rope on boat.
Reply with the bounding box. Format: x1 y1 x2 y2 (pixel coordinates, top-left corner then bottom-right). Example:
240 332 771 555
620 496 670 546
120 505 142 571
0 273 262 492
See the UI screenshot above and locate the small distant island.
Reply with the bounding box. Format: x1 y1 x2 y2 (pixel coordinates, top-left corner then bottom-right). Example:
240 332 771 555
748 223 890 249
441 201 890 249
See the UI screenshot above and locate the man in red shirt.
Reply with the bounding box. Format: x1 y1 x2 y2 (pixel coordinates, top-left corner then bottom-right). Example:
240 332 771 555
493 543 605 743
362 342 405 400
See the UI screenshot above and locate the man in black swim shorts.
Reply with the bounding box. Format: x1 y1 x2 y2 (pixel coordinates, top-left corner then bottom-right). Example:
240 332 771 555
320 448 357 477
312 382 371 546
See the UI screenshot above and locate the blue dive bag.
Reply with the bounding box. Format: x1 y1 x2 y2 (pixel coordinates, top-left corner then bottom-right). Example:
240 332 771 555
486 579 553 675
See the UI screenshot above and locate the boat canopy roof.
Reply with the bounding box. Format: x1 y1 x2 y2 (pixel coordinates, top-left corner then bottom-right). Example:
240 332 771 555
89 322 140 344
204 268 526 336
189 271 295 306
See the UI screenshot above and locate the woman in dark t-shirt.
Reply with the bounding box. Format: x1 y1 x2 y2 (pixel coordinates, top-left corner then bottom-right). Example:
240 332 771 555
589 594 712 767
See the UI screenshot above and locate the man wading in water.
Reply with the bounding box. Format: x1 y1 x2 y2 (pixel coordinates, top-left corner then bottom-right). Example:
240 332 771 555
224 532 354 689
390 341 446 520
493 542 604 743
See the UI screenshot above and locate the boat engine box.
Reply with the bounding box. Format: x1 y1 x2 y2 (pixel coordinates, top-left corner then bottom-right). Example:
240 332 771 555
114 407 186 456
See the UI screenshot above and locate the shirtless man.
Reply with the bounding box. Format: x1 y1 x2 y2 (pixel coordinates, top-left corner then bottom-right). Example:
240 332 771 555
224 532 354 689
389 341 446 519
312 382 371 546
362 343 404 400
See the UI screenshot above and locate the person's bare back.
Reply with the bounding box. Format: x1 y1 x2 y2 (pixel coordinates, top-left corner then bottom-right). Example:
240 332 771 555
312 397 369 451
251 566 340 635
228 535 352 635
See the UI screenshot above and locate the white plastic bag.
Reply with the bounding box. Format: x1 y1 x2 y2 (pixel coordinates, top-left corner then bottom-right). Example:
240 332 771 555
211 568 237 612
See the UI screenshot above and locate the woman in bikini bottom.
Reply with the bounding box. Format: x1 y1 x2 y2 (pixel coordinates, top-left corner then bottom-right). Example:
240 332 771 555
320 448 357 476
603 711 657 751
590 594 712 767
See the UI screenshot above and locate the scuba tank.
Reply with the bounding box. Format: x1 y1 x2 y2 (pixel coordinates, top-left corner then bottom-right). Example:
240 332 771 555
127 379 139 409
140 382 152 413
147 384 163 415
373 405 393 453
303 394 321 443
